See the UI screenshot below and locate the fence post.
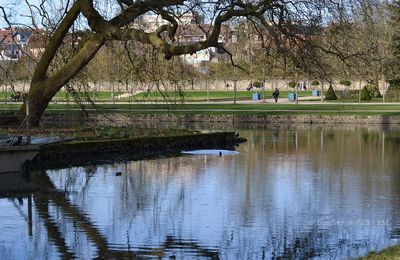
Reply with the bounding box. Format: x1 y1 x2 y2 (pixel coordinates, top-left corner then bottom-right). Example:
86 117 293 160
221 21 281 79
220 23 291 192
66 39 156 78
26 99 31 145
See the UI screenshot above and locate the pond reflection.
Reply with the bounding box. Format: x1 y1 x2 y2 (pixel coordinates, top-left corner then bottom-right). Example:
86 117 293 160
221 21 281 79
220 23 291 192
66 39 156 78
1 127 400 259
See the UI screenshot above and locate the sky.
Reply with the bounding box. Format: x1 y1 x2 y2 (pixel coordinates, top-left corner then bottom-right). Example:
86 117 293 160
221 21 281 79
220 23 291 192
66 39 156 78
0 0 120 28
0 0 34 27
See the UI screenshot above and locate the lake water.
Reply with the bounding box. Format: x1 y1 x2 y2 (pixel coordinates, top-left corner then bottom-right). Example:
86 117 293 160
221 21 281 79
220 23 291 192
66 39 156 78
1 126 400 259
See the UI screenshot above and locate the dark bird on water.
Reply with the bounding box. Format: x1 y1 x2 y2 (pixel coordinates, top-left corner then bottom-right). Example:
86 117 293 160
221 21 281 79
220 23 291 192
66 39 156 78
219 151 222 157
115 172 122 176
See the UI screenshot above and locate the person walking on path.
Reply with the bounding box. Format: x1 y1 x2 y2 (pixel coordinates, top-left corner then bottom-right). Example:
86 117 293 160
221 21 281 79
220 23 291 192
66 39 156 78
273 88 280 103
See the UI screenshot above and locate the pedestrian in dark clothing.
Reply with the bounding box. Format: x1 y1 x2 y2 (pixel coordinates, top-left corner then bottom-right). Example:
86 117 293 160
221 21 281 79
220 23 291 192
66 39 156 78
246 83 253 91
272 88 280 103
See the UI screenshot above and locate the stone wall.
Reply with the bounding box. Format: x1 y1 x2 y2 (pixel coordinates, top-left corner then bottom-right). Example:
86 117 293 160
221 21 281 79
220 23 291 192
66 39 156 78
3 111 400 129
39 112 400 128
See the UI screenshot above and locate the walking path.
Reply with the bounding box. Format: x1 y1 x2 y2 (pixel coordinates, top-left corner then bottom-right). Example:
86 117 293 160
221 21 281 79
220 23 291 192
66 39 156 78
115 91 143 99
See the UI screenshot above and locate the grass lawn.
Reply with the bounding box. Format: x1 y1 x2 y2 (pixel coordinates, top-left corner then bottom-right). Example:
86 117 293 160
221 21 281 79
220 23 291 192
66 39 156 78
5 90 391 104
47 103 400 111
0 92 10 102
0 89 316 103
1 103 400 111
332 98 384 103
123 90 314 101
2 90 310 102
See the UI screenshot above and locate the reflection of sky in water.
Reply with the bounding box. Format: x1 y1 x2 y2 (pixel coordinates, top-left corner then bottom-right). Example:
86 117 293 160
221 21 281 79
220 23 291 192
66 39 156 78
181 149 240 155
1 128 400 259
0 199 60 259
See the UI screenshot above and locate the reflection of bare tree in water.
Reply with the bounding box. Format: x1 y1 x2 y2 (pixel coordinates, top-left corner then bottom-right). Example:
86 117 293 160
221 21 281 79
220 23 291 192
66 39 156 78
116 158 196 221
30 171 220 259
268 225 326 259
34 195 76 259
15 129 400 259
30 169 347 259
387 135 400 240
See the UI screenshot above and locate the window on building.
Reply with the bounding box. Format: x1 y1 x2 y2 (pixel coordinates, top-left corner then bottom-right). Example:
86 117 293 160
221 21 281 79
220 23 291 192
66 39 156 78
232 35 237 43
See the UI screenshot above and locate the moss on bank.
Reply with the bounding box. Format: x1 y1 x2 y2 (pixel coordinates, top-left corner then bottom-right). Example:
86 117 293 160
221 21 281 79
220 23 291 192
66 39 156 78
0 126 200 141
360 245 400 259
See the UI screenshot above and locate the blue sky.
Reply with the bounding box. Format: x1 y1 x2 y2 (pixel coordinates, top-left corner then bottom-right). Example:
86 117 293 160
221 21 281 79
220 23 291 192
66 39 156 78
0 0 120 28
0 0 32 27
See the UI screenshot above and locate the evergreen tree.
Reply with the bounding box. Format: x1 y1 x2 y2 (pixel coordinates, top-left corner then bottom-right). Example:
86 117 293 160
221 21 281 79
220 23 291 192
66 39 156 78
360 86 372 100
325 84 338 100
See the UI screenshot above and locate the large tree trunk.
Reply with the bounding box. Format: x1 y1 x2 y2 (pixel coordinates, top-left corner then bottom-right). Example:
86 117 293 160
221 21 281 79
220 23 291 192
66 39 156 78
20 81 62 127
19 35 105 127
13 0 277 127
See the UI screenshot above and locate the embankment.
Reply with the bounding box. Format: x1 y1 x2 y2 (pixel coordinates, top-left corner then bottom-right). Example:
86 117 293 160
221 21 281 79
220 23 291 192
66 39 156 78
31 132 243 169
37 112 400 127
